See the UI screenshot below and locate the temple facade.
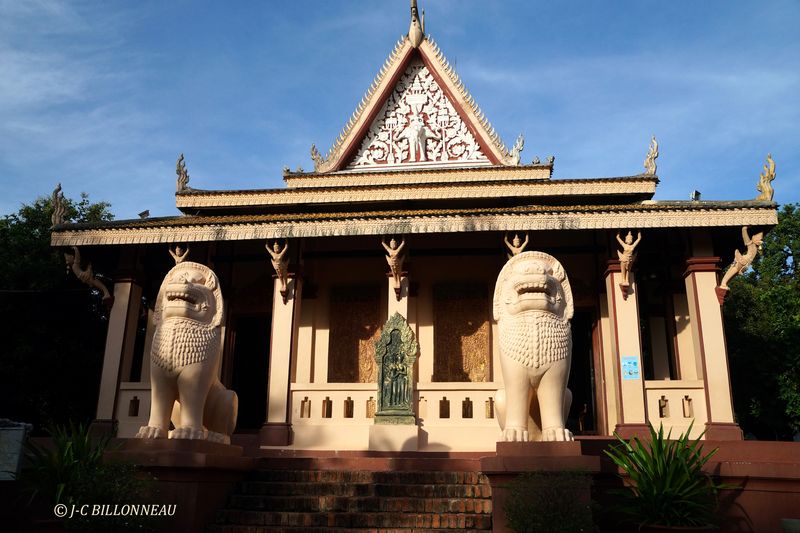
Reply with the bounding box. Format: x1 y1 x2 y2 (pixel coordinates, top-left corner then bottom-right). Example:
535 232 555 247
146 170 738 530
51 4 778 452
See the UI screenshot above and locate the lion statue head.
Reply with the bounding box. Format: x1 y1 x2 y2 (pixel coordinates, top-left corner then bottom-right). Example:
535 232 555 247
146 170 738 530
152 261 224 372
493 251 573 369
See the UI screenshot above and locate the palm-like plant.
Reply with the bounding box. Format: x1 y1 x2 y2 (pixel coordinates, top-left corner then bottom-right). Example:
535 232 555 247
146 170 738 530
604 423 722 528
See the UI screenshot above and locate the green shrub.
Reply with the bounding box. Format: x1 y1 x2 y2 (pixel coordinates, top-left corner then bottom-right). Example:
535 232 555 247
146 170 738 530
20 422 156 532
604 423 722 528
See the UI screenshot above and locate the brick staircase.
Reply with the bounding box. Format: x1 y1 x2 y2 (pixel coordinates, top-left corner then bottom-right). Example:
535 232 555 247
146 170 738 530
208 467 493 532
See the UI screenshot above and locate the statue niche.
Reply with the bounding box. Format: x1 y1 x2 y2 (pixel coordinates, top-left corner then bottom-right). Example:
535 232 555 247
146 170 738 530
136 261 238 443
494 251 574 442
374 312 418 425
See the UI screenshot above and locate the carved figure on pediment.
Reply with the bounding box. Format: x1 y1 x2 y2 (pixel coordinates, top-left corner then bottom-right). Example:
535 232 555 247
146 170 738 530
266 240 290 302
717 226 764 304
349 60 489 169
374 312 418 424
504 232 529 258
494 251 574 442
64 246 112 305
382 236 406 300
401 113 438 162
136 261 238 443
616 230 642 296
169 243 189 264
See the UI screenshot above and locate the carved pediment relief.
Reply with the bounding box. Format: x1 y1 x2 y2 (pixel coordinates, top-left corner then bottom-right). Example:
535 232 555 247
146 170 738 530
346 59 490 170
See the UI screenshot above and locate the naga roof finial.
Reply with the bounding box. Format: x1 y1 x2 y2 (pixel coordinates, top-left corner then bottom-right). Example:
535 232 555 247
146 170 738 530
409 0 424 48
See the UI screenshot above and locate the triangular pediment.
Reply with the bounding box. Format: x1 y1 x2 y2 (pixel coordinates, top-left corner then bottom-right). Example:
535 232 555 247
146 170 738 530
347 57 490 170
311 35 523 173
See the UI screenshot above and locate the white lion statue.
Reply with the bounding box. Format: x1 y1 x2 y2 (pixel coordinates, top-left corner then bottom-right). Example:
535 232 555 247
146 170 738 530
136 261 238 443
494 251 574 442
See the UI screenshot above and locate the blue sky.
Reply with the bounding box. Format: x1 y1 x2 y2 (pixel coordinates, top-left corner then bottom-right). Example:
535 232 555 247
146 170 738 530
1 0 798 220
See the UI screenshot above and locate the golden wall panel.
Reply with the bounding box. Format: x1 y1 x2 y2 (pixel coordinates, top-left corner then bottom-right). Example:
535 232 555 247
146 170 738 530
328 285 381 383
433 283 490 382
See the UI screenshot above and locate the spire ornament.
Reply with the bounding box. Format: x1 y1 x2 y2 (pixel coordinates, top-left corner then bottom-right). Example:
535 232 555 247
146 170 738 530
176 153 190 192
310 144 324 172
509 134 525 166
643 136 658 175
409 0 424 48
50 183 66 228
755 153 775 201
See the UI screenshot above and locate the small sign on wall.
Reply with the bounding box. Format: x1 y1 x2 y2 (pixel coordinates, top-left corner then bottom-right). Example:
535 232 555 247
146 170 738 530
621 356 641 380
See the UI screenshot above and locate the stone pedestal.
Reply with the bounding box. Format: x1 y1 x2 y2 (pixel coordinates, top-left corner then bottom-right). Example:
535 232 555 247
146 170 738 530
106 439 253 533
481 441 602 533
368 424 420 451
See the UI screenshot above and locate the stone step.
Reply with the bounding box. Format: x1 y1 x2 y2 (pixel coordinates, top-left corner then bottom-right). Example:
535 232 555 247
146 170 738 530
213 510 492 529
209 527 487 533
227 494 492 514
248 469 487 485
239 481 490 499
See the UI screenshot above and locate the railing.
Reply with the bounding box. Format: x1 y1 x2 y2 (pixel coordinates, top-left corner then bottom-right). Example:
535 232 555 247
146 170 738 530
289 382 501 451
644 380 707 439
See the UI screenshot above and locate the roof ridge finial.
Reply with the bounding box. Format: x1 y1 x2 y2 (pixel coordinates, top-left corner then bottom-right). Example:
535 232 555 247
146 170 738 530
409 0 424 48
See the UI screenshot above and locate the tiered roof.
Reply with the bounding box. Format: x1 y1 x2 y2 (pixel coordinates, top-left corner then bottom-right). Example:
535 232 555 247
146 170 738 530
51 2 777 247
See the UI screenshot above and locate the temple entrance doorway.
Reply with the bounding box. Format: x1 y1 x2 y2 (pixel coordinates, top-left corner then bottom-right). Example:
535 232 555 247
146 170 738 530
229 315 271 431
567 311 597 435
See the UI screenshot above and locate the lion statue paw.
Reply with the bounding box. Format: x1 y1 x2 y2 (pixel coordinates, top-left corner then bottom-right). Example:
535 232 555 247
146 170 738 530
542 427 574 442
135 425 166 439
169 427 208 440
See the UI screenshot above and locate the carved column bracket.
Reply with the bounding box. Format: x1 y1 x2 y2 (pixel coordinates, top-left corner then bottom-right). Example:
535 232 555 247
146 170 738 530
64 246 113 308
382 236 407 301
266 240 291 303
615 230 642 300
716 226 763 305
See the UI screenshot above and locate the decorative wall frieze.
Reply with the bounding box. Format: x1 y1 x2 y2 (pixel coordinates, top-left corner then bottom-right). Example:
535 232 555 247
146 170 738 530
348 58 490 169
314 36 411 173
176 178 656 209
51 206 778 247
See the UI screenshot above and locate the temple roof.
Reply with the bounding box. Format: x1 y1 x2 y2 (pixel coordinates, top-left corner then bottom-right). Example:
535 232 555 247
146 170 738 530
52 200 777 246
174 175 659 213
49 4 779 248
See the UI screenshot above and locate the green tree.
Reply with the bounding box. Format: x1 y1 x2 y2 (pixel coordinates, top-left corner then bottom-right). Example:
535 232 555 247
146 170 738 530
0 192 113 290
725 203 800 439
0 191 114 431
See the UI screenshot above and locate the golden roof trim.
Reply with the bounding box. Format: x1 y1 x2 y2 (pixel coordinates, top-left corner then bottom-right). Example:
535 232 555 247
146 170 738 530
52 204 778 246
175 177 658 209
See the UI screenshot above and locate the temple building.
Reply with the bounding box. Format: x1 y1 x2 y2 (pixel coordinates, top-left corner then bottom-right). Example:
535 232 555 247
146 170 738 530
50 3 778 452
